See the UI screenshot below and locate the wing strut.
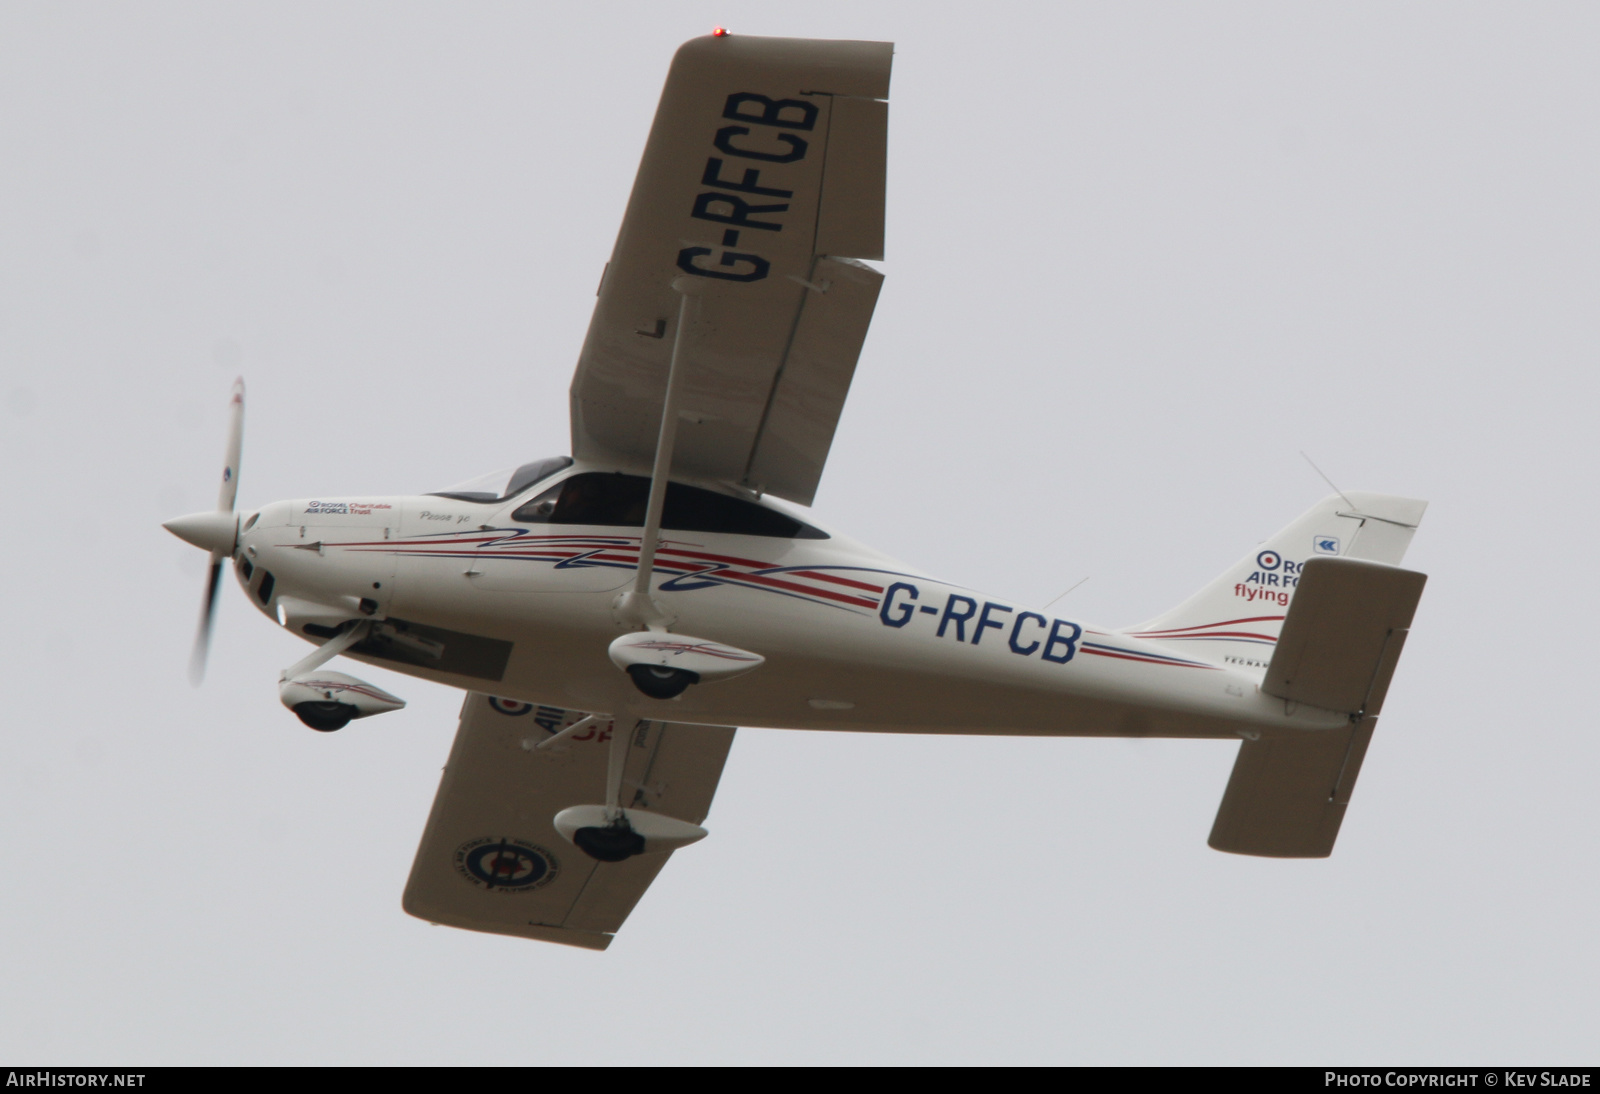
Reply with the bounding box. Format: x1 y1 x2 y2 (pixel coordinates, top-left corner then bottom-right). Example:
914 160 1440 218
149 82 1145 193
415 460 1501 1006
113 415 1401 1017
535 711 626 819
532 712 607 751
605 281 767 702
615 281 697 632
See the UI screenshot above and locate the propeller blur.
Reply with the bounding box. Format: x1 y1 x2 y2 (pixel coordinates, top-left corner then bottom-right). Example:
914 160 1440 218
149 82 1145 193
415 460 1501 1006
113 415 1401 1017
169 378 243 684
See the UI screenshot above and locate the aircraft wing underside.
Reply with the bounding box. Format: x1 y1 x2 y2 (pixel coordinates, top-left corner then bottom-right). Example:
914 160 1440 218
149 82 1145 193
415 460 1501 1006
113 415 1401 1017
403 694 736 949
570 34 892 506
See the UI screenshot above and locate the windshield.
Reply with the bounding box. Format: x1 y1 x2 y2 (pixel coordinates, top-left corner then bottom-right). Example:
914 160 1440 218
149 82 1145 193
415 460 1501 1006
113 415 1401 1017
427 456 573 503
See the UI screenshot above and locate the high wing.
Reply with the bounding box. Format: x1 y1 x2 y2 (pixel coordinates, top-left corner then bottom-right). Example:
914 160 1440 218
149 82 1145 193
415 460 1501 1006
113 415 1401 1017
570 34 893 506
403 694 736 949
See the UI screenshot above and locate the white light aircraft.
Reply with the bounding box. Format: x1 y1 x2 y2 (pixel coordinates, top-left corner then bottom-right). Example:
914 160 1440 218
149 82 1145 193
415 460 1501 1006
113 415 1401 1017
165 33 1428 951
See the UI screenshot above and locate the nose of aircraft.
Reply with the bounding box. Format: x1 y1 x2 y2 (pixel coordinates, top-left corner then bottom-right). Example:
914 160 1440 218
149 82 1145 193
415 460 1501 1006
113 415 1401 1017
163 510 239 555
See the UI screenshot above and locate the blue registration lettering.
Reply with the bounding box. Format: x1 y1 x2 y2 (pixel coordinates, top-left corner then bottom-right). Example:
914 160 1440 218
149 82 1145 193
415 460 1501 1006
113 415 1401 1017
879 582 918 628
1041 619 1082 664
1009 612 1046 656
722 92 819 131
676 247 770 282
691 191 788 232
937 595 978 641
972 601 1013 645
701 158 794 198
714 125 808 164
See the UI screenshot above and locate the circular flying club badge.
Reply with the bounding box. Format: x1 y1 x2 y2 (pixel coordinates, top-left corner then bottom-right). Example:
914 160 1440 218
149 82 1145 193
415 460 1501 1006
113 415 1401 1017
454 837 560 893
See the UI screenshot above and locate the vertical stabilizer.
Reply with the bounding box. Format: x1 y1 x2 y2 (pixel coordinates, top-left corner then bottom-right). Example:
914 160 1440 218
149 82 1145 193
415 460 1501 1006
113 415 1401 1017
1127 492 1426 673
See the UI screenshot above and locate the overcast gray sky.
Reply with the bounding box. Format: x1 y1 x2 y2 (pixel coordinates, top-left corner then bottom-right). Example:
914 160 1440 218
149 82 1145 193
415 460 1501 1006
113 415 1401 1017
2 2 1596 1065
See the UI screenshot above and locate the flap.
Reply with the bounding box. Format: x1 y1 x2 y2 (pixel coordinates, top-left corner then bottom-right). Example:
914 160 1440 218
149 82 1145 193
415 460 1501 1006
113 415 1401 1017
569 34 893 506
402 693 736 949
744 257 883 502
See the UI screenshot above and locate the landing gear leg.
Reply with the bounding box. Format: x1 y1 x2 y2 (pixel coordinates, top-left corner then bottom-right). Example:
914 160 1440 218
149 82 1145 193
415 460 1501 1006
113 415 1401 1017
570 715 646 863
553 715 709 860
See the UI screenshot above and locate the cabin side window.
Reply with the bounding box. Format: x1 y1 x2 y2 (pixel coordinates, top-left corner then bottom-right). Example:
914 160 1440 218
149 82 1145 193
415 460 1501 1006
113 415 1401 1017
510 472 827 539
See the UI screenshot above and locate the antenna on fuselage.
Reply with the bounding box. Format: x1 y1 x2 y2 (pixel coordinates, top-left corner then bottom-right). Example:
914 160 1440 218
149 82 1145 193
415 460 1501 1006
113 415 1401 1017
1299 451 1357 512
1042 576 1090 611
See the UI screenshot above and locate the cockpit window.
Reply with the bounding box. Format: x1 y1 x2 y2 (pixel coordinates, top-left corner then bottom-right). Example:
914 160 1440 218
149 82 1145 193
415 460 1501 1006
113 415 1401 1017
510 471 828 539
428 456 574 503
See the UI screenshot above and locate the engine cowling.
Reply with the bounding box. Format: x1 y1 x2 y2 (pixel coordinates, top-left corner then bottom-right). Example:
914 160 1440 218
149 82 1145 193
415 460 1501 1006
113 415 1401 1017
279 671 404 732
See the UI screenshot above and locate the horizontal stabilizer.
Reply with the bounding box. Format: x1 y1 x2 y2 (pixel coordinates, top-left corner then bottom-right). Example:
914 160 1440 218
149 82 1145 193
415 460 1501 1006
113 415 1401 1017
1208 719 1374 858
1212 556 1424 857
1264 557 1426 716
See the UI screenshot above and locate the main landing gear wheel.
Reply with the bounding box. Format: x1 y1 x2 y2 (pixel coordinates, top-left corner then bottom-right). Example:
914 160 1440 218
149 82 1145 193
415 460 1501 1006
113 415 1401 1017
293 701 357 732
573 822 647 862
626 663 699 699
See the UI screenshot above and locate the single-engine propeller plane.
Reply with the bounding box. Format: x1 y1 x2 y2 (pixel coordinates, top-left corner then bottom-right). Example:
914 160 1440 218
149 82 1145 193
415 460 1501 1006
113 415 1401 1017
165 33 1428 950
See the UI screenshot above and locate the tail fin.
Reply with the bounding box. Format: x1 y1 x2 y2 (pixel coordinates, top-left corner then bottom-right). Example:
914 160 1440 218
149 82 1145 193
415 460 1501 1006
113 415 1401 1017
1149 498 1432 860
1127 492 1427 673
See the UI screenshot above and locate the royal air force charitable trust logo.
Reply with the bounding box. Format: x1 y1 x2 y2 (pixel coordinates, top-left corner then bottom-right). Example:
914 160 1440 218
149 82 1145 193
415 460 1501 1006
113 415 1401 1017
1234 550 1306 606
455 837 560 893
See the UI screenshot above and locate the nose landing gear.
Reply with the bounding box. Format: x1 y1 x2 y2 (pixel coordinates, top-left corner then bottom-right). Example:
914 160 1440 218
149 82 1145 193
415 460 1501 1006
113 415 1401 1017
292 701 357 732
277 622 406 731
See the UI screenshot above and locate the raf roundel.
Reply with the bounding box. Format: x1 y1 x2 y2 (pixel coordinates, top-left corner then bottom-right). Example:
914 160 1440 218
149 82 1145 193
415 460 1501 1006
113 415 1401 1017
1255 550 1282 571
455 837 560 892
487 697 533 716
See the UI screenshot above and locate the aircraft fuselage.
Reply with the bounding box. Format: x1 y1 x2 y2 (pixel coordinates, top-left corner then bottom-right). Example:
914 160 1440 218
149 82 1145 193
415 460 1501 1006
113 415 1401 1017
237 465 1346 741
